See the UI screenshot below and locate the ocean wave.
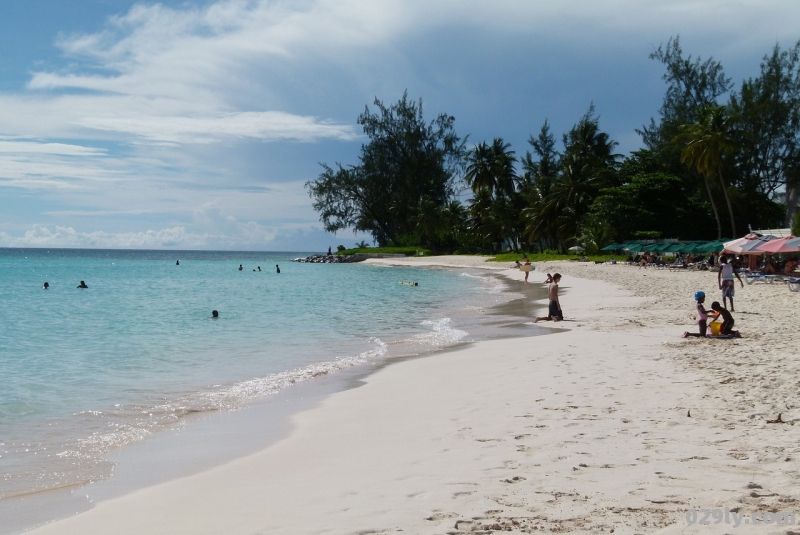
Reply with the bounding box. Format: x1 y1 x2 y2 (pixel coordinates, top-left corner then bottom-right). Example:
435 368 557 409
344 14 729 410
460 272 505 293
1 339 388 499
416 318 468 346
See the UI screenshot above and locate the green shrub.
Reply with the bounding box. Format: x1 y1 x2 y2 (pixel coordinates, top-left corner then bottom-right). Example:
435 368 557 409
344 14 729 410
336 246 431 256
486 252 619 263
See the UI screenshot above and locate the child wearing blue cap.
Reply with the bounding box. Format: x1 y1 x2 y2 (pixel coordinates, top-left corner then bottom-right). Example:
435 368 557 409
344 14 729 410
683 290 712 338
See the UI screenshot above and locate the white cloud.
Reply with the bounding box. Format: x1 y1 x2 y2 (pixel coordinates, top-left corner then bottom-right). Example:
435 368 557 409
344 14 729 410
0 139 124 190
2 0 799 249
78 111 357 144
0 221 274 250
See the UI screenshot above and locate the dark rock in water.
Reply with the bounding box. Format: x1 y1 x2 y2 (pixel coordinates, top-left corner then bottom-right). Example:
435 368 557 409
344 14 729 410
292 254 353 264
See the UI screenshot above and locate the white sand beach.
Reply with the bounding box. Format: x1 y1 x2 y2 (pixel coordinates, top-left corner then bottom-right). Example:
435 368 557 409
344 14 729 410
26 257 800 534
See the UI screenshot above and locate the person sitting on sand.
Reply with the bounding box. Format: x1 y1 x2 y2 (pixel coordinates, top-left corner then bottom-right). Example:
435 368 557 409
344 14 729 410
544 273 553 284
683 291 711 338
533 274 562 323
639 252 648 269
77 280 88 289
710 301 741 337
514 259 522 268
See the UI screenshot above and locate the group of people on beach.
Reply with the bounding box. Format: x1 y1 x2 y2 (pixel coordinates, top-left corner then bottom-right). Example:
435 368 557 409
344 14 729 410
684 255 744 339
518 251 750 338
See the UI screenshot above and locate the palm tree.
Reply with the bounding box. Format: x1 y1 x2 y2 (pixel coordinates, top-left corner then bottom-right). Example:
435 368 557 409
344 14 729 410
465 142 495 195
466 138 518 198
563 105 620 170
355 240 370 249
675 105 739 238
489 138 517 197
413 196 443 248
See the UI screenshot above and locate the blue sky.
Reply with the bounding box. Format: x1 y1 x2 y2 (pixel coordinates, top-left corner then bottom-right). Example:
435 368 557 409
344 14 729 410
0 0 797 251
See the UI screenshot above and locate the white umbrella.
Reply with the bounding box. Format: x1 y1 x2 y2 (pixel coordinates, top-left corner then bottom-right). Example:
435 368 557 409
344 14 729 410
568 246 585 252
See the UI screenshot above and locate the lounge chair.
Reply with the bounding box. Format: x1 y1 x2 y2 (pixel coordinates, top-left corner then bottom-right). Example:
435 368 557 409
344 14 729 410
789 278 800 292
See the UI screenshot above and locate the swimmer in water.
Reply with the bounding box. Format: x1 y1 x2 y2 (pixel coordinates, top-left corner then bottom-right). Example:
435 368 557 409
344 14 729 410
43 282 49 290
176 260 180 265
77 281 88 289
212 310 219 318
276 264 280 274
238 264 243 271
258 266 262 272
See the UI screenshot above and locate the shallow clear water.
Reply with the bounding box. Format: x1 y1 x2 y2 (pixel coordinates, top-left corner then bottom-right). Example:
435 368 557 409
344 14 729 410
0 249 494 500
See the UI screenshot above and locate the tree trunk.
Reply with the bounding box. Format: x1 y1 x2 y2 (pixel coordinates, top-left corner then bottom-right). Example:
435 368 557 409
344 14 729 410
717 169 736 238
703 174 723 240
785 171 800 228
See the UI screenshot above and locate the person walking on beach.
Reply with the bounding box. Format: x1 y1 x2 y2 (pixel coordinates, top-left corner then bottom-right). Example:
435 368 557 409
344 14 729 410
718 256 743 311
521 254 531 283
533 273 562 322
682 291 711 338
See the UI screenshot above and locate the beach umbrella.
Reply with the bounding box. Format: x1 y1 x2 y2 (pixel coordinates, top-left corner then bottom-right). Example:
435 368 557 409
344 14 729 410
662 242 685 253
568 245 585 252
671 242 696 253
724 235 775 254
753 236 798 254
697 240 727 253
722 237 749 254
623 243 645 253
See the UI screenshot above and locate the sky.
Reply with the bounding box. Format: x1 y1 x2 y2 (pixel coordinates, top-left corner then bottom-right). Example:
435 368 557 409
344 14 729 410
0 0 798 251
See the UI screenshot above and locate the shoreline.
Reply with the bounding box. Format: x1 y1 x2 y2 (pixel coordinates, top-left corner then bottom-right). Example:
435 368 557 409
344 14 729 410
22 257 800 534
5 261 539 534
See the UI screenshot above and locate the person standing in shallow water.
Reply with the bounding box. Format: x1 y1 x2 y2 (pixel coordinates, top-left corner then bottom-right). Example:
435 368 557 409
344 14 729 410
238 264 243 271
77 280 88 289
43 282 49 290
276 264 280 274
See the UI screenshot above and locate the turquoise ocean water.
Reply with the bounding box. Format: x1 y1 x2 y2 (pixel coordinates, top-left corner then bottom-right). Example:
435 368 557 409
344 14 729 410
0 248 506 505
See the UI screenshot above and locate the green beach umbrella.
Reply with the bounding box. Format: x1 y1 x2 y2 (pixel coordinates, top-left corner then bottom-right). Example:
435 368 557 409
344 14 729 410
622 243 645 253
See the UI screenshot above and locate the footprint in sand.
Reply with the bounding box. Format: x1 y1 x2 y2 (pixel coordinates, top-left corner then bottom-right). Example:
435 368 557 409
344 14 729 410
501 476 527 484
425 511 458 521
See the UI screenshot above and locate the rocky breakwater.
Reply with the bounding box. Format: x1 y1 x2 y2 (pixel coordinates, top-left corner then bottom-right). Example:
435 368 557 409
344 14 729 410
293 254 354 263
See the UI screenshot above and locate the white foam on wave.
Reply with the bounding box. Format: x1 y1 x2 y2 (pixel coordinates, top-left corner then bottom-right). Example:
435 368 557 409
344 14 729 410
460 271 505 294
416 318 468 346
68 338 388 465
